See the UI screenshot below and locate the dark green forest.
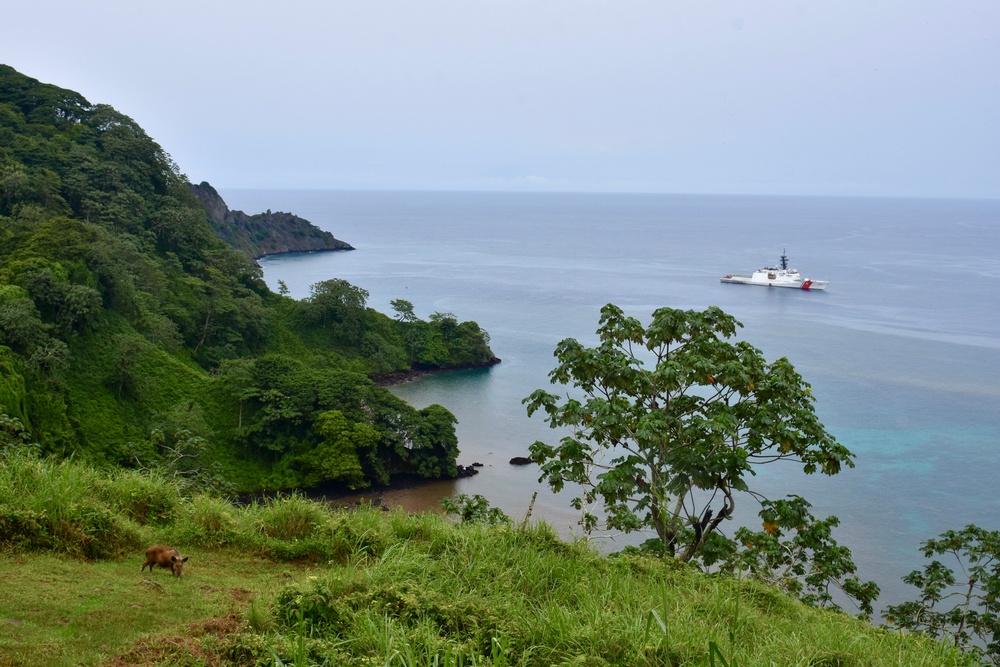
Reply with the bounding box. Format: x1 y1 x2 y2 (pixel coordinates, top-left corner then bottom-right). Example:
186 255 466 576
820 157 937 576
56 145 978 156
0 64 498 493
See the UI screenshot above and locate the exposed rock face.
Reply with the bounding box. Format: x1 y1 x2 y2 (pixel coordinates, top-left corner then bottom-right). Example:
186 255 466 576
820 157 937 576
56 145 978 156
190 181 354 260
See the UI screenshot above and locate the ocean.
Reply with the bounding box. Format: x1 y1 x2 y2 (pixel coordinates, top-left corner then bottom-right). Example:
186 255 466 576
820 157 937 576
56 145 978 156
223 189 1000 611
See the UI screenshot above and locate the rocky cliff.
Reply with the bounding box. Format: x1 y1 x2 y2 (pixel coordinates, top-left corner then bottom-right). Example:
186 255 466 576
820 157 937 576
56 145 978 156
190 182 354 260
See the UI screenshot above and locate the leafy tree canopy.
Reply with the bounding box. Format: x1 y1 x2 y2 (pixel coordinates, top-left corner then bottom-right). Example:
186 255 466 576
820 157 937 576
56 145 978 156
526 303 853 559
885 524 1000 663
525 304 875 613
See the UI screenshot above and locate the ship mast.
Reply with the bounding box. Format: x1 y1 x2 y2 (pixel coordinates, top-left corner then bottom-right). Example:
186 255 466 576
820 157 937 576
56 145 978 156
780 249 789 271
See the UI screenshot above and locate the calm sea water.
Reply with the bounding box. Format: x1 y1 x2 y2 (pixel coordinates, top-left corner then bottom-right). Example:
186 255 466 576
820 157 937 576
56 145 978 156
225 189 1000 610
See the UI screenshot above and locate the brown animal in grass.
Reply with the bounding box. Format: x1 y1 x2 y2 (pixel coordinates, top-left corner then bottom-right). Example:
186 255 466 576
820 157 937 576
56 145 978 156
141 544 189 577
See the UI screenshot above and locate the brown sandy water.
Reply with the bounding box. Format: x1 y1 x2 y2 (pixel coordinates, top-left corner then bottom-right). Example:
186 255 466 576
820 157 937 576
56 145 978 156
323 478 460 514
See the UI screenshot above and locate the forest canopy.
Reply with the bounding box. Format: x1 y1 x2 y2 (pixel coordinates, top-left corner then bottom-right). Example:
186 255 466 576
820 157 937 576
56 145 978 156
0 64 497 492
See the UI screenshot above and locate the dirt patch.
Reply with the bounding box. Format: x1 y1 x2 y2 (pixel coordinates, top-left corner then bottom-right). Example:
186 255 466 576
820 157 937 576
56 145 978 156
229 587 252 603
104 635 219 667
105 614 243 666
188 613 243 637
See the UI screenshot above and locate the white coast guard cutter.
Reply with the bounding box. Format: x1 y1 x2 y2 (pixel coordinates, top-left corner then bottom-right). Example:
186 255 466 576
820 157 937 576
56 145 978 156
721 250 828 291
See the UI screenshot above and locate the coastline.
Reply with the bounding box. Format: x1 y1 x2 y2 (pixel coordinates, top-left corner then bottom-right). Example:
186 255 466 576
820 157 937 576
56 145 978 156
371 357 502 387
248 243 503 509
237 466 482 513
253 245 355 262
252 247 502 390
231 360 503 511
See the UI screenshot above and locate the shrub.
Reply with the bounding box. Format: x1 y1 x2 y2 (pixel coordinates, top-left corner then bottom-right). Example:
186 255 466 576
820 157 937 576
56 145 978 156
251 494 328 541
92 468 180 525
168 494 241 548
0 450 145 557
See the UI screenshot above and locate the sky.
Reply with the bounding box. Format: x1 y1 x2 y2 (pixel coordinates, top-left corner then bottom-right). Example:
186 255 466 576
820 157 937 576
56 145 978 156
2 1 998 198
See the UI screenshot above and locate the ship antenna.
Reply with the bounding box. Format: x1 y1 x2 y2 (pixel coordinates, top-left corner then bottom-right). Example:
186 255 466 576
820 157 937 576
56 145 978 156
780 249 789 270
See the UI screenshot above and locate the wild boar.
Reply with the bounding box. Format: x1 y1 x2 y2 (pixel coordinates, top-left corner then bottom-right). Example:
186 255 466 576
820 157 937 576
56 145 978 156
141 544 189 577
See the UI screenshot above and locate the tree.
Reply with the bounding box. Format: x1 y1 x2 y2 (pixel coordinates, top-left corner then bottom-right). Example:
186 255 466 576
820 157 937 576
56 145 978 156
305 279 369 343
129 427 233 496
885 525 1000 663
0 412 30 452
300 409 375 489
0 286 49 353
726 495 880 618
441 494 511 525
390 298 416 322
16 267 101 336
524 304 855 563
409 404 459 478
107 332 150 399
216 358 258 432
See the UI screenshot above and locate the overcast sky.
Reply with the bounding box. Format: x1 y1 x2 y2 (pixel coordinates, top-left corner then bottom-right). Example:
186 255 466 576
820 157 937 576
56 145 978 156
3 1 998 198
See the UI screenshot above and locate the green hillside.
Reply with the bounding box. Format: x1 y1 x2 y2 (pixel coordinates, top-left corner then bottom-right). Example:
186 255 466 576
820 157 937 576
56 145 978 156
0 453 974 666
0 64 497 493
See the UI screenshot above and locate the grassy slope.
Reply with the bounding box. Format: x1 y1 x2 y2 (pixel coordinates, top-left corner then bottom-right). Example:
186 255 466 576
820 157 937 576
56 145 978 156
0 551 311 667
0 515 973 666
0 440 972 666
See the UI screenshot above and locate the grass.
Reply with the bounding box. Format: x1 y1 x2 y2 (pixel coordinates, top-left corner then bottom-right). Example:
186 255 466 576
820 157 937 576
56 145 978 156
0 451 979 666
0 550 309 667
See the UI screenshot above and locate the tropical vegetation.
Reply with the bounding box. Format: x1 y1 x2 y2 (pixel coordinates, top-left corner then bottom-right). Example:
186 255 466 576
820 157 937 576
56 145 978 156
525 303 878 615
523 303 1000 662
0 64 496 493
0 450 976 666
1 62 997 665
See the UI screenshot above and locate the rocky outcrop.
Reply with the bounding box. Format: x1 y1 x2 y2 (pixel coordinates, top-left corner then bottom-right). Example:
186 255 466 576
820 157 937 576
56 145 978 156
455 464 481 478
190 181 353 261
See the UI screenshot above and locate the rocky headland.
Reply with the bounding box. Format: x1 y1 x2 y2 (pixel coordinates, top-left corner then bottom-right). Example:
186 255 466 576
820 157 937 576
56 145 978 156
190 181 354 261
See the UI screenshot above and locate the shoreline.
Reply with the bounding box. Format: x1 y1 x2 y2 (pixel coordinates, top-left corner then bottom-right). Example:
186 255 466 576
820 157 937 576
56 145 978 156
253 245 355 262
236 361 502 509
371 357 502 387
236 466 482 512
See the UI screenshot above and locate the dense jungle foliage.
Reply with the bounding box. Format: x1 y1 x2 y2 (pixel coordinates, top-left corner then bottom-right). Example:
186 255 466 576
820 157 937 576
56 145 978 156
0 64 497 492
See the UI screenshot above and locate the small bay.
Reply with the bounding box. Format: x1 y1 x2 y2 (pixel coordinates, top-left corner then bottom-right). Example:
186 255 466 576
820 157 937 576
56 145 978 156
226 189 1000 609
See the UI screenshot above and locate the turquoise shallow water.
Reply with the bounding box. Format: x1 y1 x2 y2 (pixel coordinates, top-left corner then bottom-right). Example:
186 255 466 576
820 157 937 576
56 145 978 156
226 189 1000 609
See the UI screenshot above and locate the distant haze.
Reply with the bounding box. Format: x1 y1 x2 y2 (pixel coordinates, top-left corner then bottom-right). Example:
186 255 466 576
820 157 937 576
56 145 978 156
3 1 998 199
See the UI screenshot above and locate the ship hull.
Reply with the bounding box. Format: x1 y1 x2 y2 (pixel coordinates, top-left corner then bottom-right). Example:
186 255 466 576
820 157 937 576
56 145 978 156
720 275 828 290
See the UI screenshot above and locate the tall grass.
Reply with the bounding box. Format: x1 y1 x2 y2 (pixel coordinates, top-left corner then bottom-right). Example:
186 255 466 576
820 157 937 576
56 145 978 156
0 451 393 563
93 467 180 525
0 452 979 666
252 493 330 540
266 521 973 666
0 450 144 558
